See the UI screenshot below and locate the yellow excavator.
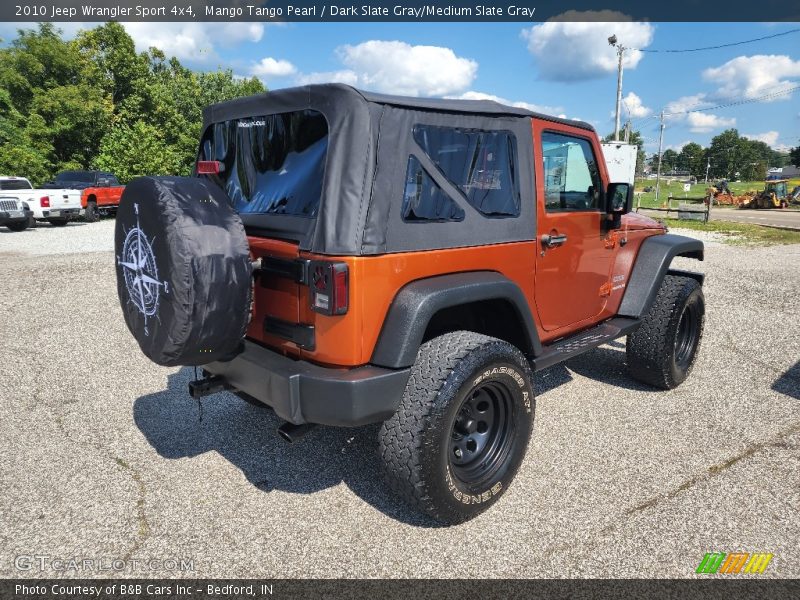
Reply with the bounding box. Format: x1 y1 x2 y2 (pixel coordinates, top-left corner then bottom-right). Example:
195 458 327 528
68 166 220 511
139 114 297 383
741 179 790 209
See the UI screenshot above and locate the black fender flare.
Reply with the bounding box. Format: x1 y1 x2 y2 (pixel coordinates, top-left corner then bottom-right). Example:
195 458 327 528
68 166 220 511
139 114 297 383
618 234 704 319
370 271 542 369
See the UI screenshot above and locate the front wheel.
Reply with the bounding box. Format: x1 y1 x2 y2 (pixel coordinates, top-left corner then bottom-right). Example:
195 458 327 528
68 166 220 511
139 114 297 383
627 275 705 389
84 201 99 222
6 220 29 232
379 331 534 524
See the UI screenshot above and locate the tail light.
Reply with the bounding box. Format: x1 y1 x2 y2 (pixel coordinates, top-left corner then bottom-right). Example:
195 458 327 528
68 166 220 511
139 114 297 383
196 160 224 175
309 261 348 316
40 196 50 207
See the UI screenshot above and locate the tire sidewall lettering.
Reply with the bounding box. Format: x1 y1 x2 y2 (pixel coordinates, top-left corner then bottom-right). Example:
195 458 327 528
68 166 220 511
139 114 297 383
435 357 534 509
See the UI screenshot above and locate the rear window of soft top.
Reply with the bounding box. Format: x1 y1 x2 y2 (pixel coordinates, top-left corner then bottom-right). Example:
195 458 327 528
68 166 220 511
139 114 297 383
198 109 328 218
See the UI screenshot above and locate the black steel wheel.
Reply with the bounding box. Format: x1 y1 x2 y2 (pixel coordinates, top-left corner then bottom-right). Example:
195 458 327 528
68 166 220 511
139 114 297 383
627 274 705 389
450 381 515 487
380 331 535 524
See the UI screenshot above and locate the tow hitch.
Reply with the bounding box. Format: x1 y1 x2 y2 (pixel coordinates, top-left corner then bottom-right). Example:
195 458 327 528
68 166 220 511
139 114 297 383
188 373 230 399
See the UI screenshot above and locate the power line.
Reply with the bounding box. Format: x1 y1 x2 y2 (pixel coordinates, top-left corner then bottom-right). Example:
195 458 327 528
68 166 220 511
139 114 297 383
662 86 800 116
633 28 800 53
625 86 799 128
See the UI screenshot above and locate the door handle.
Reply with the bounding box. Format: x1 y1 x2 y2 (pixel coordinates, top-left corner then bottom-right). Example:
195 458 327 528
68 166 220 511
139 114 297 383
541 233 568 248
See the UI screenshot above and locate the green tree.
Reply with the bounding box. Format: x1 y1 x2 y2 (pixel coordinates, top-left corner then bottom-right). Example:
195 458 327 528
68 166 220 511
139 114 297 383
661 149 678 174
94 121 184 183
790 145 800 167
76 22 149 107
0 23 266 182
676 142 706 178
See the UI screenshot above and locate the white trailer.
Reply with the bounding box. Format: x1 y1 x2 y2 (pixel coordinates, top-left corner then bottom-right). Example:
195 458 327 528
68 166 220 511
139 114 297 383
601 142 638 185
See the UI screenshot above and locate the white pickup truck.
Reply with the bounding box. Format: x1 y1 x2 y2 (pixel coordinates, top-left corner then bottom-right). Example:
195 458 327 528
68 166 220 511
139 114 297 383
0 177 34 231
0 176 82 227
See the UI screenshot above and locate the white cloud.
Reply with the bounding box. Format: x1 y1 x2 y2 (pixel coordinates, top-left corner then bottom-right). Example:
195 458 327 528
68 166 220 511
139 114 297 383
703 55 800 101
123 23 264 63
304 40 477 96
453 91 563 116
616 91 651 119
743 131 791 152
663 93 735 133
664 93 712 116
666 140 693 152
251 57 296 78
686 112 736 133
296 70 360 86
521 12 654 81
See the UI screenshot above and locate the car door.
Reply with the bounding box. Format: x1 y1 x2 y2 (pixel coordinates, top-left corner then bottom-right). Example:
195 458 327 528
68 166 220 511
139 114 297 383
533 122 615 332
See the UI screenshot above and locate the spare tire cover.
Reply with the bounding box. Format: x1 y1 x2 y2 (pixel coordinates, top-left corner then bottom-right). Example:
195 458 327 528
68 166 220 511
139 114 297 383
115 176 252 367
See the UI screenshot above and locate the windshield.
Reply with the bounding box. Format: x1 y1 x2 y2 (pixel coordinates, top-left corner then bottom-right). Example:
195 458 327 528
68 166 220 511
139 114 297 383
198 110 328 218
0 179 32 191
57 171 94 183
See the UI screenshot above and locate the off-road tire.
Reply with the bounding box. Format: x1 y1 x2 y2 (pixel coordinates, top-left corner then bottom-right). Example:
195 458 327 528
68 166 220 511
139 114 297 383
379 331 535 524
626 275 704 390
6 220 29 232
84 201 98 222
48 218 68 227
27 215 36 228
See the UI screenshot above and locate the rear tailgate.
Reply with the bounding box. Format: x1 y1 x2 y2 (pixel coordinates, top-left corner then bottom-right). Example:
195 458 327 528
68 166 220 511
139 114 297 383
39 189 82 210
248 237 304 359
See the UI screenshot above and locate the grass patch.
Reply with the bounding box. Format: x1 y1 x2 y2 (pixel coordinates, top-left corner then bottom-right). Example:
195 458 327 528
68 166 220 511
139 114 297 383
661 218 800 245
634 178 800 210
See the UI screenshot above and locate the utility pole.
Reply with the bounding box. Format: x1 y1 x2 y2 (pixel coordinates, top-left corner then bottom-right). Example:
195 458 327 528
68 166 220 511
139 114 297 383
609 35 625 141
705 158 711 184
655 110 665 203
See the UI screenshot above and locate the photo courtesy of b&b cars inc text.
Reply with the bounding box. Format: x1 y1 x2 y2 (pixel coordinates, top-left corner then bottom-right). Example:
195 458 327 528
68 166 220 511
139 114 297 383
0 1 798 597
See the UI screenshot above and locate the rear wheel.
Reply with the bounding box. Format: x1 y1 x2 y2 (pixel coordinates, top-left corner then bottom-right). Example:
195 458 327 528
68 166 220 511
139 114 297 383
6 220 29 232
84 201 99 222
627 275 704 389
379 331 534 524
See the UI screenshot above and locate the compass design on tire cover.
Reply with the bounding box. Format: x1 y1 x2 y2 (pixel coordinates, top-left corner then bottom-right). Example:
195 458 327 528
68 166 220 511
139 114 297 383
117 203 168 336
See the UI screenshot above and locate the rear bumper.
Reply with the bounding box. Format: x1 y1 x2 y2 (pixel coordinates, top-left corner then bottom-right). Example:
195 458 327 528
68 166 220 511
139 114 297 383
203 340 410 426
40 208 80 220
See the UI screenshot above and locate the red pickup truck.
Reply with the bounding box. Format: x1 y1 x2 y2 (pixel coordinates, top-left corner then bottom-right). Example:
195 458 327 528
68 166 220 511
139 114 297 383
42 171 125 222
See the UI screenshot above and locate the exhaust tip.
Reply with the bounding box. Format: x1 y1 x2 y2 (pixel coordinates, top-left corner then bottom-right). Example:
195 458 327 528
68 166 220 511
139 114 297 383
277 422 315 443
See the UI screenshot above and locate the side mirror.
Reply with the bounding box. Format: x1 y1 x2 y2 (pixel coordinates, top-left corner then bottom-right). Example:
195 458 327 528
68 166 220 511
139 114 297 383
605 182 633 229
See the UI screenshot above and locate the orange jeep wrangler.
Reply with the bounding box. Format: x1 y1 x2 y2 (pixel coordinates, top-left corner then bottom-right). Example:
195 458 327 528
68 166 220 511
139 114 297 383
115 84 705 523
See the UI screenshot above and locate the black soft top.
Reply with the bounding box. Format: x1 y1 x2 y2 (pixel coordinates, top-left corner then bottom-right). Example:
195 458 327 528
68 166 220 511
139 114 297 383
201 84 594 256
203 83 593 131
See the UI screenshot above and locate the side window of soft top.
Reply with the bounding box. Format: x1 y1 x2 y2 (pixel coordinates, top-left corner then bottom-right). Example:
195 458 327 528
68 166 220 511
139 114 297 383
413 125 521 218
401 156 465 223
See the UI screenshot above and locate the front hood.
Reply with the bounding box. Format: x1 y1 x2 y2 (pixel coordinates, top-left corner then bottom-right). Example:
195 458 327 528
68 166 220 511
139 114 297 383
622 212 665 231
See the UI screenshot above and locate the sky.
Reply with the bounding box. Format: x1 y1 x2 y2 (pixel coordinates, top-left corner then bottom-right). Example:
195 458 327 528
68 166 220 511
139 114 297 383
1 18 799 155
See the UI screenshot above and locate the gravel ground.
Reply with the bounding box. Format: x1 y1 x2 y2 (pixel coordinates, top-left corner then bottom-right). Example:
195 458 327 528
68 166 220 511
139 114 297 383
0 221 798 578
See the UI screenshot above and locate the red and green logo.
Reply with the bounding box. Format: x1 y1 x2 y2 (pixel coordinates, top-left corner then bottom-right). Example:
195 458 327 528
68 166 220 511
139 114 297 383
696 552 773 574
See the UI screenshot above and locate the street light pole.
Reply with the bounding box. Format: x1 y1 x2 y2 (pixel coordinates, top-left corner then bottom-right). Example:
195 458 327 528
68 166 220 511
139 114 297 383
655 110 665 203
609 35 625 142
